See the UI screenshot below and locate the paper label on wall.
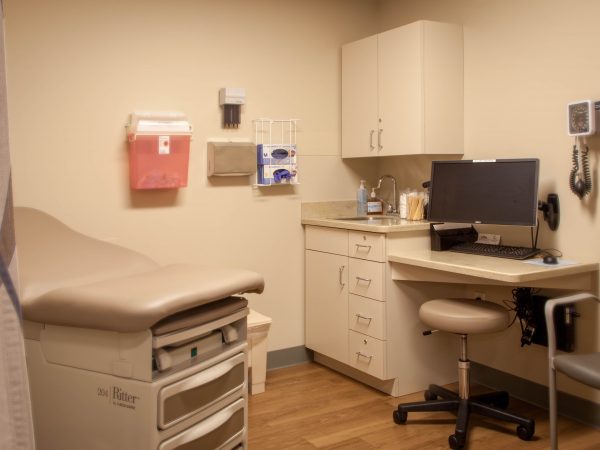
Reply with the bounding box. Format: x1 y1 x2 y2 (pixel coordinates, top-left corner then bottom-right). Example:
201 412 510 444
158 136 170 154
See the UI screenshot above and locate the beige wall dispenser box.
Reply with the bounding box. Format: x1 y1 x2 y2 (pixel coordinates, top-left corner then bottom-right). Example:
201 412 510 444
207 141 256 177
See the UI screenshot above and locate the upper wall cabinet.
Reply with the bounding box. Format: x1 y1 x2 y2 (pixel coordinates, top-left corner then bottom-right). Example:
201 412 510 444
342 21 464 158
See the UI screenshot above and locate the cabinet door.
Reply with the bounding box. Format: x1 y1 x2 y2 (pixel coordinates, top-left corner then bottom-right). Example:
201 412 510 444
422 21 463 154
342 34 379 158
378 22 422 156
305 250 348 363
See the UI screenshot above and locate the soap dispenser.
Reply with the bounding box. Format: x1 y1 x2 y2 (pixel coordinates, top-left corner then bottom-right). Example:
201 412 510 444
357 180 367 216
367 188 383 215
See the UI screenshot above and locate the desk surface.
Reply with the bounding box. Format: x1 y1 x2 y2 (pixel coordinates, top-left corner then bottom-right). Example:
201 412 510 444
388 250 599 284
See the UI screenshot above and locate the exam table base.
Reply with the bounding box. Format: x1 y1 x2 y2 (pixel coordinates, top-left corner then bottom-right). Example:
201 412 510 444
24 308 250 450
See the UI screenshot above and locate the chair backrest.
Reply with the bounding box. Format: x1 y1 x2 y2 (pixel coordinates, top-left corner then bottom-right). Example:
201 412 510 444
544 292 599 361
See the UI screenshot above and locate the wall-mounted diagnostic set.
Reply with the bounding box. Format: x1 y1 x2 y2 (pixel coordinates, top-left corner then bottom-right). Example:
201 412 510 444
567 100 597 198
219 88 245 128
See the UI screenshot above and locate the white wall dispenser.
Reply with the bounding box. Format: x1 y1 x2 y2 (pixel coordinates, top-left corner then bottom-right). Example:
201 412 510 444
219 88 246 128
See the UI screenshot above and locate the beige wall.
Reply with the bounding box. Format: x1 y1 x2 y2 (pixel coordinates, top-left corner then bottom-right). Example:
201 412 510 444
4 0 379 351
6 0 600 401
379 0 600 401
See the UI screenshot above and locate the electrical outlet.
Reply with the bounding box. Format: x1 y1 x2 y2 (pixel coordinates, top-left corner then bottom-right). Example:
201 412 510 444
474 291 486 300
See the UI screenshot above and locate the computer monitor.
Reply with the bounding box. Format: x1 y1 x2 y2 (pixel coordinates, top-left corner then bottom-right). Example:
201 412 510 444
427 158 539 226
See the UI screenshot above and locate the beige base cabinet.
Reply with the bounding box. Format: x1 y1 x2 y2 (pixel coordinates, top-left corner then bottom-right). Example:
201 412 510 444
305 225 462 397
342 20 464 158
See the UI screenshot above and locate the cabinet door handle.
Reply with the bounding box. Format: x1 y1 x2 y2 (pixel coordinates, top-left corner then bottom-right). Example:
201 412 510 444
339 265 345 287
355 276 372 284
355 313 373 322
378 129 383 151
355 351 373 360
369 130 375 151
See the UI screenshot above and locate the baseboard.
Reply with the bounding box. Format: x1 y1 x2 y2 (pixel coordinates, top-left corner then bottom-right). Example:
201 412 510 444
266 345 313 370
472 361 600 429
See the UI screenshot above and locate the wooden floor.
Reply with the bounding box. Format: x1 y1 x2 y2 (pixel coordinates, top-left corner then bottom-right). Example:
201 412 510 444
248 362 600 449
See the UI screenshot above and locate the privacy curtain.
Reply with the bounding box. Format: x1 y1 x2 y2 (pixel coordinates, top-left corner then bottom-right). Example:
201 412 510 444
0 2 36 449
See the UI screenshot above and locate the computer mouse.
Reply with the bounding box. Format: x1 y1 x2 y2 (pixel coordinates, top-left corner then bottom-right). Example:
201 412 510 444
543 255 558 265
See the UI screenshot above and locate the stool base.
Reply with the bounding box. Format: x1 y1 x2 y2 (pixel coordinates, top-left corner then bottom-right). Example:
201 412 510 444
393 384 535 449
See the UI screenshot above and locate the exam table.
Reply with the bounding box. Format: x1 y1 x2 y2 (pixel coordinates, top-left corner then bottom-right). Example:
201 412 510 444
14 207 264 450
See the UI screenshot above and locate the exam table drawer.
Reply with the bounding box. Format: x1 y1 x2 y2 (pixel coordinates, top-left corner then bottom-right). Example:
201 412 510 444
158 398 245 450
348 330 385 379
349 231 385 262
348 259 384 301
158 352 246 430
349 294 385 340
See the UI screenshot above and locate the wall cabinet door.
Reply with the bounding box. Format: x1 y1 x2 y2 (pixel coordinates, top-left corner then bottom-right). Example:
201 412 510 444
305 250 349 363
377 22 422 156
341 34 379 158
342 20 463 158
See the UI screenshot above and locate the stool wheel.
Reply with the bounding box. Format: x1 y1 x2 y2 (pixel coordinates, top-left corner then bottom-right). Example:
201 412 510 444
393 410 407 424
424 390 437 401
448 434 464 449
517 423 535 441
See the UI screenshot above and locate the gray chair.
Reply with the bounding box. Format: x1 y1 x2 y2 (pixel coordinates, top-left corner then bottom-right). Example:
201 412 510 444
545 292 600 450
393 298 535 449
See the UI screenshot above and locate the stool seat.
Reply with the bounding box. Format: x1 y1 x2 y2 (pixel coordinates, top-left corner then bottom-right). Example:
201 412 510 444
419 298 509 335
395 297 535 448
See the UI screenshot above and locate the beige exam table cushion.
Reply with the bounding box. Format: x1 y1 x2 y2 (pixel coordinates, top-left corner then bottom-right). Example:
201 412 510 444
14 207 264 332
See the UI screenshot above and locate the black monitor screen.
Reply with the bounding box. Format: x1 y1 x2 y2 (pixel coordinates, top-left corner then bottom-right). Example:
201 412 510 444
427 159 539 226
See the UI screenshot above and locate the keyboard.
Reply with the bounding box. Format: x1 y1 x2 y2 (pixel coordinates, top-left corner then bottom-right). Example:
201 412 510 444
449 242 540 260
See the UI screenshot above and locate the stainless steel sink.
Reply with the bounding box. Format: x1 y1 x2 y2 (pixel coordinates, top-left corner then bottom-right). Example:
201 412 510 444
329 215 404 225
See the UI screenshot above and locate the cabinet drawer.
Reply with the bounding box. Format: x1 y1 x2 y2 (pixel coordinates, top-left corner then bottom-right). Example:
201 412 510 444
348 294 385 340
348 330 385 379
349 231 385 262
158 352 245 429
158 398 245 450
306 226 348 255
348 259 384 301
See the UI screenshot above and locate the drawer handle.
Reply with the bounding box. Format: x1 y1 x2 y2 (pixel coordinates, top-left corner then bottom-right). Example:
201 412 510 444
356 351 373 360
355 276 372 285
355 244 372 251
339 265 345 287
355 313 373 322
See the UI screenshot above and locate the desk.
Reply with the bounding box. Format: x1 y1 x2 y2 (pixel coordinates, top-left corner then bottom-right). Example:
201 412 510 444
388 249 599 406
388 250 599 291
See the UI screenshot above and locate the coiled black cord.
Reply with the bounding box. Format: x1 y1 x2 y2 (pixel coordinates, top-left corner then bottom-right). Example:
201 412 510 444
569 144 580 195
581 144 592 195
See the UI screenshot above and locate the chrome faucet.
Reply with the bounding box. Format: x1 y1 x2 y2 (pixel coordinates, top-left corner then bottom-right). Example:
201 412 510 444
376 174 397 214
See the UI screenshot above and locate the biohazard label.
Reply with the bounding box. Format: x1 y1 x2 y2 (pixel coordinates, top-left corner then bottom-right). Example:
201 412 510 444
158 135 170 154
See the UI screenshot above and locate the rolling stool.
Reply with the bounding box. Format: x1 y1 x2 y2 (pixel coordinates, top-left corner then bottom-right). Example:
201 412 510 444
393 298 535 449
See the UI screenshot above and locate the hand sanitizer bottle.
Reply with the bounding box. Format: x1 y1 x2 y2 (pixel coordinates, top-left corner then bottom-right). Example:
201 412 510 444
357 180 367 216
367 187 383 215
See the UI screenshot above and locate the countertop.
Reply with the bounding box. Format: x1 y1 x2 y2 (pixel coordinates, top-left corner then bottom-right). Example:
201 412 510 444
301 201 430 234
